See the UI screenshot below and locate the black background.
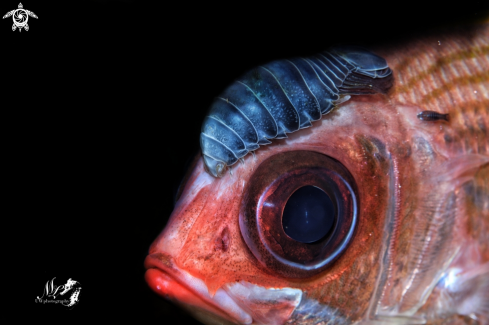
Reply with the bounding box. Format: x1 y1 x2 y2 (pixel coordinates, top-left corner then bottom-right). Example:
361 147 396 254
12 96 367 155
4 0 487 324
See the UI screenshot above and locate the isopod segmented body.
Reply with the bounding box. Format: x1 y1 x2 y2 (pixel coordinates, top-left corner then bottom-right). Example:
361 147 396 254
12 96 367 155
200 46 394 177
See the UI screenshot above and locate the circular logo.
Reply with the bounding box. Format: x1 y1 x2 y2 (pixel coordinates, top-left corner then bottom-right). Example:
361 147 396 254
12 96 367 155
13 9 28 27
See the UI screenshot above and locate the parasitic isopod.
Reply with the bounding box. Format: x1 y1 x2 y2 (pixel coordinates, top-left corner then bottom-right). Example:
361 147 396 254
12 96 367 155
417 110 450 122
200 46 394 177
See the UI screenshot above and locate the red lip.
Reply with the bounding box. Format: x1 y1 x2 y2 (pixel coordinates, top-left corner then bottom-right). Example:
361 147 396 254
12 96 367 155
144 253 252 324
145 268 229 318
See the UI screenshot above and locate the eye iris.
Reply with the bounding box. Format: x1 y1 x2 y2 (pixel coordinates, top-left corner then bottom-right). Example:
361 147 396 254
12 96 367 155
282 186 335 243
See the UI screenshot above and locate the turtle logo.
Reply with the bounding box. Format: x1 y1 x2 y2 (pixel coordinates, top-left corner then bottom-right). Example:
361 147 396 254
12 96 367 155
3 3 37 32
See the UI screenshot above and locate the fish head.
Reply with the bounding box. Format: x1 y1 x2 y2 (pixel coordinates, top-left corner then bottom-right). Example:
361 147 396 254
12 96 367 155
145 23 489 325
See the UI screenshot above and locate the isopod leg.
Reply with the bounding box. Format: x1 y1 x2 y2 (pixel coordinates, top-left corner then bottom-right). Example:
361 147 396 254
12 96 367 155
333 95 351 106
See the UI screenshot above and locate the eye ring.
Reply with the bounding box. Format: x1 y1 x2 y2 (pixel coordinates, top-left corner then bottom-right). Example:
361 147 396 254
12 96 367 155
239 150 358 278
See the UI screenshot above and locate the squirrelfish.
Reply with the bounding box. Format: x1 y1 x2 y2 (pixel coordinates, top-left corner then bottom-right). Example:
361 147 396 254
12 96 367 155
145 22 489 325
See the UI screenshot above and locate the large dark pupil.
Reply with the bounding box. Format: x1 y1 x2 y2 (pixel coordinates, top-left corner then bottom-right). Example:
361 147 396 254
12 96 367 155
282 186 335 243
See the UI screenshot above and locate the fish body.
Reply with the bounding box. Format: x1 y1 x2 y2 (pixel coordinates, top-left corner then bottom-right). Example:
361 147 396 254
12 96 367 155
145 23 489 325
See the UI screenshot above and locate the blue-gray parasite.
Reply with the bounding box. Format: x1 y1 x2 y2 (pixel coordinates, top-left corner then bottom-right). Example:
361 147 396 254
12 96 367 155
200 46 394 177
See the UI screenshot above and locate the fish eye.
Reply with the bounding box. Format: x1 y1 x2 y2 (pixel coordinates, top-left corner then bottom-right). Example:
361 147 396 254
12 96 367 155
239 150 358 278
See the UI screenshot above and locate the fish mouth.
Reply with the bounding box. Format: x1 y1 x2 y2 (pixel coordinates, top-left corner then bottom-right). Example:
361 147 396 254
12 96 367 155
144 252 252 325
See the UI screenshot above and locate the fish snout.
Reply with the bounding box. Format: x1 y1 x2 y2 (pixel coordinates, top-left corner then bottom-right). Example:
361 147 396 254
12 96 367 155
144 253 253 325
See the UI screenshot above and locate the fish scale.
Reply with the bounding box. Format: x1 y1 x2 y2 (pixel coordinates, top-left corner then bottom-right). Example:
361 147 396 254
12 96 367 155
390 28 489 157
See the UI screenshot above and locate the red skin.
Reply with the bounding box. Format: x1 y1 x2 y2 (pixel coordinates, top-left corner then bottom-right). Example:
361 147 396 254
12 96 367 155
146 22 489 324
